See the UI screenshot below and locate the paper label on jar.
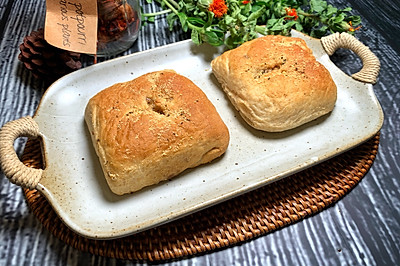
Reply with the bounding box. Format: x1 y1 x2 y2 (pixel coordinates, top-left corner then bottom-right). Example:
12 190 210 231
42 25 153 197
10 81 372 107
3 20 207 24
45 0 98 54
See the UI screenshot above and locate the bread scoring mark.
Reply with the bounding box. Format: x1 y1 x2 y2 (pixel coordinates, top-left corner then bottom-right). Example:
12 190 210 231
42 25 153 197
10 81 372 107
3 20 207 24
253 55 309 81
254 56 288 79
146 97 169 116
257 64 281 78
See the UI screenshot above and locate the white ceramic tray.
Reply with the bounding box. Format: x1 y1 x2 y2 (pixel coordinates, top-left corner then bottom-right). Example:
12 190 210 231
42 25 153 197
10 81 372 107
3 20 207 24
4 31 384 239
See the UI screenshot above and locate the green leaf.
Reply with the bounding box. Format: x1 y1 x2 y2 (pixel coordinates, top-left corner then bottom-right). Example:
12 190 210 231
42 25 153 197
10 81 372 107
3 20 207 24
310 0 327 13
266 18 286 31
333 13 345 23
348 15 361 26
294 22 303 32
241 3 252 15
325 5 338 17
166 13 178 30
238 14 248 22
247 6 266 22
266 18 279 28
187 17 206 26
224 15 235 25
204 31 224 46
191 29 201 45
178 12 188 31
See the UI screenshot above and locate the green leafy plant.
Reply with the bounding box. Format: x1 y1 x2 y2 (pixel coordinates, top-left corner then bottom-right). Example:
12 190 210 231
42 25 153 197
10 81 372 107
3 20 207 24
143 0 361 49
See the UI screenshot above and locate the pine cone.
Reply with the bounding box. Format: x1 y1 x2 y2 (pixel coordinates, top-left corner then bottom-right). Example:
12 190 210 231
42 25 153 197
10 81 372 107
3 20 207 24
18 28 82 83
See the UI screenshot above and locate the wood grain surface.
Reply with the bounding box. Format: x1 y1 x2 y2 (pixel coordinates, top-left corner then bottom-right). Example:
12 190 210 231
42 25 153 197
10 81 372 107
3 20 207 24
1 0 399 265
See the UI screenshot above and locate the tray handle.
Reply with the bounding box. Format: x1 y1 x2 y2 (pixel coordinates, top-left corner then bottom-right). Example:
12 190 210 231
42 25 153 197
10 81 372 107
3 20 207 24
0 116 43 189
321 32 380 84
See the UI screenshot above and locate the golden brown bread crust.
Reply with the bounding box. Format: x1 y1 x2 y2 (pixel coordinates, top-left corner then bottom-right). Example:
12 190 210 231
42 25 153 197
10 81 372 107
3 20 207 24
211 35 337 132
85 70 229 195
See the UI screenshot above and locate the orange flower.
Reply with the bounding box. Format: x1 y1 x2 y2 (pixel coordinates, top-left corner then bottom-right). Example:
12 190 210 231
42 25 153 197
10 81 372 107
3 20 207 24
285 8 298 20
208 0 228 18
242 0 250 4
348 21 361 32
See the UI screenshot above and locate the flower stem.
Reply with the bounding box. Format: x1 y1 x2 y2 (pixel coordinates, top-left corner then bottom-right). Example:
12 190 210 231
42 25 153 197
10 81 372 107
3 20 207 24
188 22 204 32
162 0 179 14
164 0 180 10
255 25 266 35
297 10 318 18
142 9 172 17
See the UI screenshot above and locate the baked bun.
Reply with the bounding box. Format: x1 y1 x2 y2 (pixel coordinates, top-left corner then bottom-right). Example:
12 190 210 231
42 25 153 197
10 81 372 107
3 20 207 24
211 35 337 132
85 70 229 195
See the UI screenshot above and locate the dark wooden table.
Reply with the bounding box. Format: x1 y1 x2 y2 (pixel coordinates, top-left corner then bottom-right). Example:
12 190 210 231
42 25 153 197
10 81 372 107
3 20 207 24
1 0 399 265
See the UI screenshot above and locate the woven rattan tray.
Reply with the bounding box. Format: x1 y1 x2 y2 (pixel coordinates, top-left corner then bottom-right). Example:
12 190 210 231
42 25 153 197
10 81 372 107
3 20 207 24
22 133 379 261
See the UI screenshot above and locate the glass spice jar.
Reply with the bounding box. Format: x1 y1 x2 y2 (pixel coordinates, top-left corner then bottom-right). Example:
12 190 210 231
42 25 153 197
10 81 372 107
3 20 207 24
97 0 141 57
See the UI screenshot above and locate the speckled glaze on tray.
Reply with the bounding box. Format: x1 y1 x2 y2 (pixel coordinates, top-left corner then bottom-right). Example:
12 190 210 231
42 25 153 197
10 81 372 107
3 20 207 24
23 31 383 239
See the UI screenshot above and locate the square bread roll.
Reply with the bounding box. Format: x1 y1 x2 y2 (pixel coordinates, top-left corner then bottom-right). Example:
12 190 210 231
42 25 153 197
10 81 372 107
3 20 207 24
211 35 337 132
85 70 230 195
